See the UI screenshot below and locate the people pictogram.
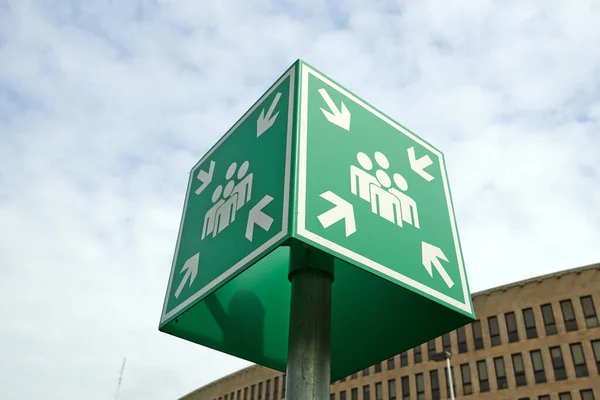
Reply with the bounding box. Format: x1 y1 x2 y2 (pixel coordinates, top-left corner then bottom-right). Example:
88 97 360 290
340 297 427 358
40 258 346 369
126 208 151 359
349 150 420 229
201 160 255 239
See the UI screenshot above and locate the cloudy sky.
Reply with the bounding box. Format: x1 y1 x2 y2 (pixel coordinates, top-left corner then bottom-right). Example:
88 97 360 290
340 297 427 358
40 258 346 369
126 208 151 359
1 0 600 399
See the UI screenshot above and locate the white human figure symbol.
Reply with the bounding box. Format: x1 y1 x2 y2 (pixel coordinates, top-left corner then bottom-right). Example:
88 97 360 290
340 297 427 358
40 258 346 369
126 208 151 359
202 185 225 239
389 173 420 228
214 163 239 236
350 152 380 201
368 152 402 225
232 161 253 210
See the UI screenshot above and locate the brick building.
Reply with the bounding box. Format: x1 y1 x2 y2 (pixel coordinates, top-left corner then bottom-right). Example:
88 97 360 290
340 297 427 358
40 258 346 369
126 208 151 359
181 263 600 400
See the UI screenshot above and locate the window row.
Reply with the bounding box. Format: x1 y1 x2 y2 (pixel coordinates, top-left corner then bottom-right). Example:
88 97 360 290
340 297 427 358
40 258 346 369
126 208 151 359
215 375 286 400
342 294 598 380
331 340 600 400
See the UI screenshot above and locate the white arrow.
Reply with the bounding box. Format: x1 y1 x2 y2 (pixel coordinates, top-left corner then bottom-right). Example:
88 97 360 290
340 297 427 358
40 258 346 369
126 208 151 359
256 92 282 137
317 191 356 237
407 147 434 182
421 242 454 288
318 88 351 131
194 160 215 195
174 252 200 298
245 195 274 242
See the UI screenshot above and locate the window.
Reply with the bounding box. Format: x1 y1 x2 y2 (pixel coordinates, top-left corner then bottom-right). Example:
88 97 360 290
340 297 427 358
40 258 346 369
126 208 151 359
330 394 335 400
415 373 425 400
476 360 489 392
559 393 572 400
374 362 382 373
351 373 357 379
387 357 395 370
401 376 410 400
340 391 346 400
400 352 408 367
429 369 440 400
442 333 451 352
561 299 578 331
244 388 248 400
460 363 473 395
444 366 456 398
427 339 437 359
375 382 383 400
570 342 589 377
538 396 550 400
388 379 397 400
593 340 600 373
340 377 346 382
251 384 255 400
362 367 370 376
505 312 520 343
488 316 501 346
550 346 567 380
237 390 241 400
530 349 547 384
511 353 527 386
273 377 279 400
457 326 468 353
258 382 263 400
225 395 228 400
541 303 558 335
266 379 270 400
493 356 508 389
581 295 599 328
351 388 358 400
282 375 286 398
472 320 484 349
414 345 422 363
523 307 538 339
580 389 595 400
363 385 370 400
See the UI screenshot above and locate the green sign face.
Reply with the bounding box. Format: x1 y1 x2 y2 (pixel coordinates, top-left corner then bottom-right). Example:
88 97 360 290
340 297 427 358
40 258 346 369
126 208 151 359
159 60 474 383
296 65 472 315
160 69 294 323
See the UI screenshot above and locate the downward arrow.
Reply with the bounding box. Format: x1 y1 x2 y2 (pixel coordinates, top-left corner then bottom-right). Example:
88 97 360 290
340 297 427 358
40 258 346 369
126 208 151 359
407 147 434 182
174 252 200 298
256 92 282 137
194 161 215 195
421 242 454 288
318 88 351 131
317 191 356 237
245 195 274 242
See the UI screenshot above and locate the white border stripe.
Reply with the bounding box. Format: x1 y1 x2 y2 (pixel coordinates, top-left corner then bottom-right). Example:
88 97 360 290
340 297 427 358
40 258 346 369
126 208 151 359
160 67 296 325
297 64 472 314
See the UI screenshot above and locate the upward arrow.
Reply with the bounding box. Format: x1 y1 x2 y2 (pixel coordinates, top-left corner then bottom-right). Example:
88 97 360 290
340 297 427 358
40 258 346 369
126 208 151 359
174 252 200 299
318 88 351 131
421 242 454 288
317 191 356 237
256 92 282 137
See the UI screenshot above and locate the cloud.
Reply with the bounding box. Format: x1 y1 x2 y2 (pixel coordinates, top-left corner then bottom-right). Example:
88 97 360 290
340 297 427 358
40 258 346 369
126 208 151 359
1 0 599 399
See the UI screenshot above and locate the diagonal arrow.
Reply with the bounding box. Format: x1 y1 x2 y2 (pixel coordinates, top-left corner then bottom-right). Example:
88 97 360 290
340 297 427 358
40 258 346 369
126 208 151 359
245 195 274 242
317 191 356 237
194 160 215 195
174 252 200 298
407 147 434 182
318 88 351 131
256 92 282 137
421 242 454 288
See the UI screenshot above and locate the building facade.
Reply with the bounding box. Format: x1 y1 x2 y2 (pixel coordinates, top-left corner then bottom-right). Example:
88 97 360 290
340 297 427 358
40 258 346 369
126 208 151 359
182 263 600 400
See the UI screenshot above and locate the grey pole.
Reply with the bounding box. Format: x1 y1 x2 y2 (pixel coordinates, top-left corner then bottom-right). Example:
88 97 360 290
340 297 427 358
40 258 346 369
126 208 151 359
446 357 455 400
285 244 333 400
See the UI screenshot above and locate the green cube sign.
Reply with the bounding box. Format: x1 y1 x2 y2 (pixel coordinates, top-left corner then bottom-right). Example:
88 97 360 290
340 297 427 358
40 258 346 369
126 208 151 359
159 60 475 381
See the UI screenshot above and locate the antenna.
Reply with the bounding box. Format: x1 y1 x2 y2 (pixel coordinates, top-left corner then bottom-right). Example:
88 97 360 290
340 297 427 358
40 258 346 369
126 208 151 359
115 357 127 400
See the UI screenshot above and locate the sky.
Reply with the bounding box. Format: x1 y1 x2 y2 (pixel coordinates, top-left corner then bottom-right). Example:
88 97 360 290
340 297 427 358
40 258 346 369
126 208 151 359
1 0 599 399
